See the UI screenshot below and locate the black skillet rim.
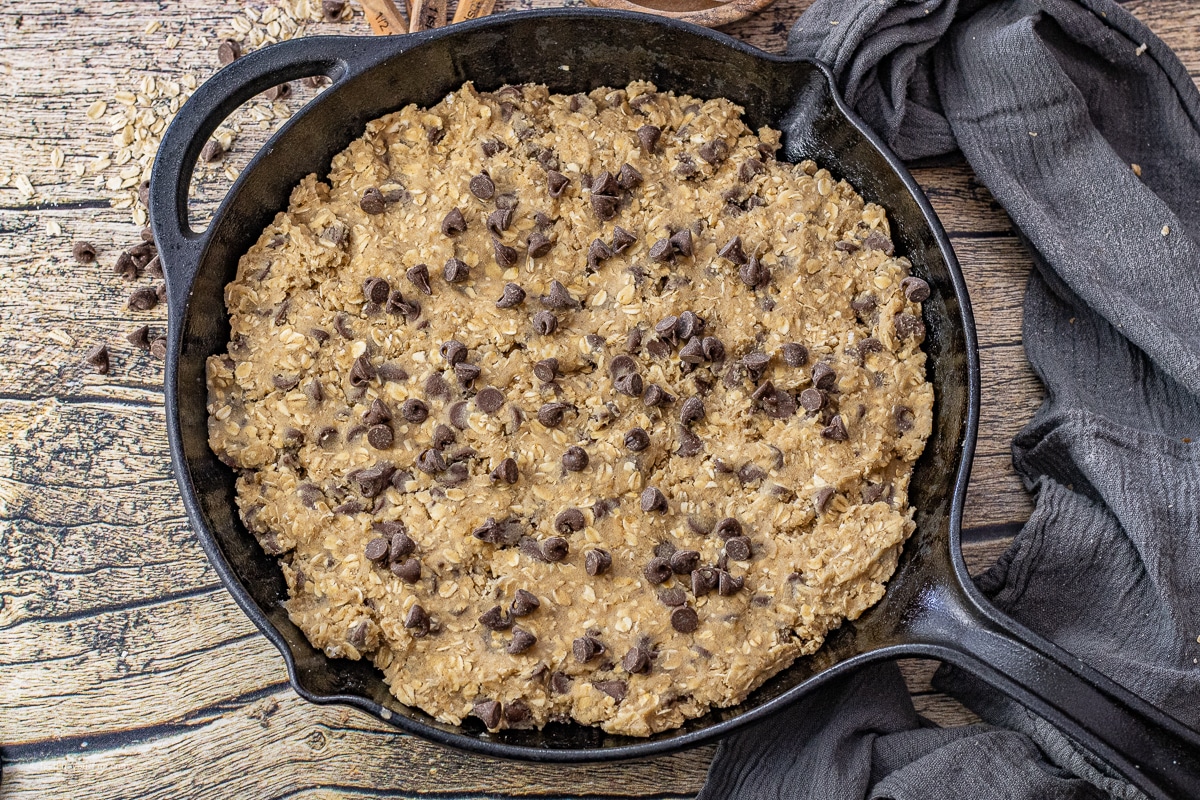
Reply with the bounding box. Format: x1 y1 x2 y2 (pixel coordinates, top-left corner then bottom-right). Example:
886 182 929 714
160 8 981 762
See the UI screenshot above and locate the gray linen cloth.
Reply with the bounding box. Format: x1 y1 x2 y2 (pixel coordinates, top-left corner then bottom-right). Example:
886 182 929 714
699 0 1200 797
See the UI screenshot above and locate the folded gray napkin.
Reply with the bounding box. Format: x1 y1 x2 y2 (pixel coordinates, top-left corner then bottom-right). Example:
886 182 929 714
699 0 1200 797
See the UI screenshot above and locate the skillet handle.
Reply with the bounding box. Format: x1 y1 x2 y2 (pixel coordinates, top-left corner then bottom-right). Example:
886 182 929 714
149 37 362 313
913 582 1200 800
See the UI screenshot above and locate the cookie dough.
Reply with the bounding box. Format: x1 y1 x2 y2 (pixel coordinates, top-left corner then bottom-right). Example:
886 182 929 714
206 81 934 736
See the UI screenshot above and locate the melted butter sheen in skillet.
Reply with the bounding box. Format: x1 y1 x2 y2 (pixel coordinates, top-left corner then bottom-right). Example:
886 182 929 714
205 81 934 736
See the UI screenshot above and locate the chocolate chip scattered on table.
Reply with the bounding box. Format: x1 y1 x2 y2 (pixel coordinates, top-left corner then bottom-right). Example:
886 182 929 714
206 81 934 737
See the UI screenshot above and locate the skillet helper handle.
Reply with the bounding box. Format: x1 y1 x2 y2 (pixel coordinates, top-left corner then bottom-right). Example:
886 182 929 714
920 589 1200 800
149 37 355 314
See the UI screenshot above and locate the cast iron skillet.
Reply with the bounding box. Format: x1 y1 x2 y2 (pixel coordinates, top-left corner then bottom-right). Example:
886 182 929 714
150 10 1200 797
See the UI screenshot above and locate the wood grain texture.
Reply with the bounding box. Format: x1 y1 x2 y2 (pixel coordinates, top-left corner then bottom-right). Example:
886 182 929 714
0 0 1195 797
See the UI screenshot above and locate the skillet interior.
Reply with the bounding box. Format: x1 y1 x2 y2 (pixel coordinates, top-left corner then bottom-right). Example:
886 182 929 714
168 10 973 758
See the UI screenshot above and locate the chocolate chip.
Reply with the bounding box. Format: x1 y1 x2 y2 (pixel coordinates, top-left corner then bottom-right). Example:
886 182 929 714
482 139 505 157
550 671 573 694
822 414 849 441
443 257 470 283
448 400 469 430
469 172 495 200
484 208 513 237
676 425 703 457
850 294 877 316
537 402 570 428
585 549 612 576
72 240 97 264
718 236 747 265
358 187 386 215
640 486 667 513
113 251 138 281
510 589 541 617
690 567 718 597
389 531 416 562
395 559 422 584
84 343 109 374
698 139 729 164
440 207 467 236
678 336 705 364
540 536 569 562
546 170 569 197
125 325 151 351
741 353 769 381
725 536 752 561
406 263 432 295
624 427 650 452
864 230 894 255
392 398 425 424
361 399 390 426
647 238 673 264
642 557 672 585
526 232 553 258
656 587 686 608
623 646 651 674
532 311 558 336
454 362 481 386
425 372 450 400
707 571 739 598
674 311 702 340
473 699 501 728
678 396 705 426
574 636 605 663
737 463 766 484
590 171 617 196
363 537 390 563
893 405 916 433
637 124 661 153
590 193 619 221
216 38 242 65
366 424 393 449
587 238 613 271
665 550 699 577
469 388 504 415
526 359 557 385
616 163 642 190
894 313 926 339
478 455 516 487
641 384 672 408
739 256 770 288
800 388 827 412
507 626 537 654
491 238 518 268
562 445 588 472
554 507 584 535
541 280 578 310
738 158 765 182
600 230 634 259
349 355 376 388
664 230 692 260
781 343 809 368
128 287 158 311
670 606 699 633
653 315 679 341
314 426 338 449
700 337 725 363
416 447 446 474
426 424 453 451
322 0 347 20
811 363 836 392
613 371 643 397
594 680 627 703
480 606 511 631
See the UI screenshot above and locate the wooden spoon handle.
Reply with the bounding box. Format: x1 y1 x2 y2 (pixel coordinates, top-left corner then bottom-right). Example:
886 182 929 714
451 0 498 23
409 0 447 31
359 0 409 34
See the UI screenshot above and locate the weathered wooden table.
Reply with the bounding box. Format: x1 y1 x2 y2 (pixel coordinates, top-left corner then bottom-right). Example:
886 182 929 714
0 0 1195 796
